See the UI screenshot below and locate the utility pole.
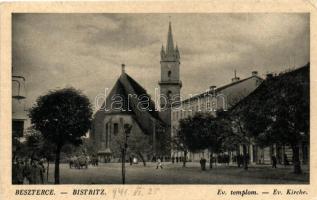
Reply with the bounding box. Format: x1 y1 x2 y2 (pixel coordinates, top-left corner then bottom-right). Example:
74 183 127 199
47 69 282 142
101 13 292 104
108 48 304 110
152 118 156 157
121 123 132 184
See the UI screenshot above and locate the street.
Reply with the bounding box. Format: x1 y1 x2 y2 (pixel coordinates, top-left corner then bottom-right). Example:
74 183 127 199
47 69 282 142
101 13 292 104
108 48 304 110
44 162 309 184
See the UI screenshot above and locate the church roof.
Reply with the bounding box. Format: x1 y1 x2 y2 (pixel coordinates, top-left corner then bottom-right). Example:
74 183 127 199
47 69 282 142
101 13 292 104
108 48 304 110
94 72 165 135
161 21 180 61
124 73 161 120
166 21 174 55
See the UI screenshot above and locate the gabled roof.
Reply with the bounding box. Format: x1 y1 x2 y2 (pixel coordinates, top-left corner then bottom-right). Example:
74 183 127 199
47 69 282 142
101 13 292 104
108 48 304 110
124 74 161 120
94 72 165 135
229 63 309 113
181 75 263 104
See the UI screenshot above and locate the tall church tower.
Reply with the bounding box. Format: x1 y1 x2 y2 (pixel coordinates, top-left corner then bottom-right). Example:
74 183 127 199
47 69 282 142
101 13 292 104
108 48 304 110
159 21 182 125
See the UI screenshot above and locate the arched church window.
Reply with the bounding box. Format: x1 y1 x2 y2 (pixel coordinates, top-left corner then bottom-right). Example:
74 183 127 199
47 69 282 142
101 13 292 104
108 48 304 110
168 70 171 79
167 90 172 99
113 123 119 135
104 124 108 146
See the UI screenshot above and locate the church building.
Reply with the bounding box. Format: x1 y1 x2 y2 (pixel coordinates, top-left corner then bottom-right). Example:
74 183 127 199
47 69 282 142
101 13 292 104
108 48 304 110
91 21 180 163
158 21 182 146
90 65 166 162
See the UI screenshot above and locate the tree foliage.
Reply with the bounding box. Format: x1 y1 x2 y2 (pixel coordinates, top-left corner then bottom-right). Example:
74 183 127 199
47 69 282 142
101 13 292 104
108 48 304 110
29 87 93 183
29 88 92 146
178 112 225 154
229 64 309 173
128 132 152 166
110 124 153 165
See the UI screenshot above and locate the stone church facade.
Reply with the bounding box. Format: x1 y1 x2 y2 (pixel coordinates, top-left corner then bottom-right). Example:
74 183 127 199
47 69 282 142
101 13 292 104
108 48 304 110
90 69 167 162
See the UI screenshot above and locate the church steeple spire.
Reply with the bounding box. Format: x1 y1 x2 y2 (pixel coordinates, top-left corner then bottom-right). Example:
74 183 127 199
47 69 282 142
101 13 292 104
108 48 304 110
166 21 174 55
161 20 179 62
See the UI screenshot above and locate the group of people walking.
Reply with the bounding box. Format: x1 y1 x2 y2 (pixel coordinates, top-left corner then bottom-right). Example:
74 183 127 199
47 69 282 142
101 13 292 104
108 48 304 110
12 157 46 184
171 156 186 163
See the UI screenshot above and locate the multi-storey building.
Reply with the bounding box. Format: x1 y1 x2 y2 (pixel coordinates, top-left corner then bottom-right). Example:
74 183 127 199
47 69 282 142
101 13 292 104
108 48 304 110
171 71 263 162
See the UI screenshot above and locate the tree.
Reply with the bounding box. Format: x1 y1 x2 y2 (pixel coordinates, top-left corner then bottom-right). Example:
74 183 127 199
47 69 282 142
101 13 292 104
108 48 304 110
171 131 189 167
253 69 309 174
178 113 222 169
128 132 152 166
230 64 309 174
29 88 92 184
110 123 152 166
210 110 232 168
225 108 255 170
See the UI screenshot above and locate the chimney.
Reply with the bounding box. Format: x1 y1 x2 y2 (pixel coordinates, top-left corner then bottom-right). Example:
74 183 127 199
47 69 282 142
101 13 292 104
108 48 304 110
209 86 216 96
252 71 258 76
232 69 240 82
232 77 240 82
121 63 125 74
266 73 273 79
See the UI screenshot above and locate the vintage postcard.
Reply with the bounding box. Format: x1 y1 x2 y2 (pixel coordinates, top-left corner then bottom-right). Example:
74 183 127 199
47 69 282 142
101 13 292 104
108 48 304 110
0 0 316 200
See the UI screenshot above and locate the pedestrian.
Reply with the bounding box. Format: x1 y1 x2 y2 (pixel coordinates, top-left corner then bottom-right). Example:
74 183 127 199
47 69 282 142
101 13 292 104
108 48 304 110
12 158 18 184
12 158 24 184
200 157 206 171
30 157 44 184
39 159 46 183
156 158 163 169
23 158 32 184
129 156 133 166
271 155 277 168
284 154 289 166
237 154 241 168
176 157 179 163
171 156 175 164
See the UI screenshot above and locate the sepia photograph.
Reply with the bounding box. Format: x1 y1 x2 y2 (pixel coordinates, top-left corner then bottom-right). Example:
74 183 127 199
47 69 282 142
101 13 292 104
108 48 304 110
11 13 309 185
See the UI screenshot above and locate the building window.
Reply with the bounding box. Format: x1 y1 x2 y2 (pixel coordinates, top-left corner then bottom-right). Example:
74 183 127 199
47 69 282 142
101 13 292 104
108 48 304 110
104 124 108 141
167 90 172 99
207 102 210 110
168 70 172 78
113 123 119 135
256 79 261 86
12 120 24 137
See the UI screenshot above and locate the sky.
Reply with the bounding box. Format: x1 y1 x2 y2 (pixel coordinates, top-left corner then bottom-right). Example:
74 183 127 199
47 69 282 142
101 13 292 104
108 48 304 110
12 13 310 112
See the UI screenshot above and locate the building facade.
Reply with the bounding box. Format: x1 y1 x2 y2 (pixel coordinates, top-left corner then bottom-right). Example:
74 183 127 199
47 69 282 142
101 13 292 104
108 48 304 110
171 72 263 162
158 22 182 137
91 67 166 162
12 75 27 138
12 75 28 158
91 21 182 163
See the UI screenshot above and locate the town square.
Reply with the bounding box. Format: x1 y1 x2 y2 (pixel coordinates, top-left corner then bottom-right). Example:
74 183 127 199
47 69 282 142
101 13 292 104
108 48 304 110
11 13 309 184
